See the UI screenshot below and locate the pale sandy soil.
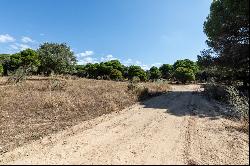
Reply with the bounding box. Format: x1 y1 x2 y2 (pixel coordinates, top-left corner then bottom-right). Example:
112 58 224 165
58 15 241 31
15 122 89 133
0 84 248 165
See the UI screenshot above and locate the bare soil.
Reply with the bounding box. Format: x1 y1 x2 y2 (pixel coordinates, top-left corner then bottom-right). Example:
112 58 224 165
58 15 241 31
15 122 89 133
0 84 248 165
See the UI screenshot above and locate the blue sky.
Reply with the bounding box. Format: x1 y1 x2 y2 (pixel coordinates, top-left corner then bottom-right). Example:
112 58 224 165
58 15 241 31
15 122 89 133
0 0 211 69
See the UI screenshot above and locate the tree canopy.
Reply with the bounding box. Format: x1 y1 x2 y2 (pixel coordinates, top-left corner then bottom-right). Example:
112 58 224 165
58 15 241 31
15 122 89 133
173 59 199 74
173 67 195 84
159 64 173 79
128 65 147 81
149 66 161 80
37 42 76 75
203 0 249 85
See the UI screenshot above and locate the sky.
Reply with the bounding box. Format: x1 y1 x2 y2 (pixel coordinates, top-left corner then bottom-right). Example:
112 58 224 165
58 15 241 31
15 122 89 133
0 0 211 70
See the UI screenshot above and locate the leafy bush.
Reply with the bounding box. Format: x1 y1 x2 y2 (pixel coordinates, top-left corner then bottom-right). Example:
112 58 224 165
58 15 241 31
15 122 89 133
37 42 76 75
0 63 3 76
204 83 249 119
159 64 173 79
131 76 141 83
173 59 199 74
6 67 27 84
110 69 123 80
128 65 148 81
149 66 162 80
173 67 195 83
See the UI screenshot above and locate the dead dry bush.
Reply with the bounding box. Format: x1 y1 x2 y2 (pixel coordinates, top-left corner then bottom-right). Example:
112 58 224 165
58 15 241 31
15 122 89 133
0 76 170 154
128 82 171 100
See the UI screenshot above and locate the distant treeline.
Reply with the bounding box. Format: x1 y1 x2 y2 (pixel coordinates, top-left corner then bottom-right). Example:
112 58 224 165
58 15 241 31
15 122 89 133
0 0 249 86
0 43 200 84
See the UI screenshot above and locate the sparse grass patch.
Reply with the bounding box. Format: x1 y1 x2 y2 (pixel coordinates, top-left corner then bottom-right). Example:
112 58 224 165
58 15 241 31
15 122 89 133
0 76 170 154
127 81 171 101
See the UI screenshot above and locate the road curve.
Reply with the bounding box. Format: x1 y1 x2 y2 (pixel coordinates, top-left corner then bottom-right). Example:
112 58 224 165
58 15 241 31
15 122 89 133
0 85 248 165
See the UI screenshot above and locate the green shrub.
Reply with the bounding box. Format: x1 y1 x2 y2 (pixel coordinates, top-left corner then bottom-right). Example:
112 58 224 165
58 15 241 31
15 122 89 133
149 66 162 80
131 76 141 83
0 63 3 76
159 64 173 79
110 69 123 80
204 83 249 119
128 65 148 82
173 67 195 83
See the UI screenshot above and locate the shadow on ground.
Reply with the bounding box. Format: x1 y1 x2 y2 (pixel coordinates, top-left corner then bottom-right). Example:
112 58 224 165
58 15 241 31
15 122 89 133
139 91 232 120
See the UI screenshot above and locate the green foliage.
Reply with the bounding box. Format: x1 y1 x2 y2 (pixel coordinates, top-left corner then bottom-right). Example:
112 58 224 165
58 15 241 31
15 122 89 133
173 67 195 84
173 59 199 74
122 66 129 79
76 60 126 80
104 60 124 72
110 69 123 80
128 65 147 81
9 53 22 70
6 67 27 84
197 49 214 70
19 49 40 73
204 84 249 119
159 64 173 79
0 49 40 76
131 76 141 83
149 66 161 80
0 63 3 76
204 0 249 85
37 42 76 75
98 62 113 77
84 63 100 78
74 65 87 77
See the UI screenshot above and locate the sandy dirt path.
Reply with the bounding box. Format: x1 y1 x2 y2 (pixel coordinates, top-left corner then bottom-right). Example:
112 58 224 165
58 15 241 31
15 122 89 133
0 84 248 165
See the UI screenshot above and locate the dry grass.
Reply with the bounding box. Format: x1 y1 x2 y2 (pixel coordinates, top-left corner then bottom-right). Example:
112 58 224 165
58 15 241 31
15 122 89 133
0 76 171 154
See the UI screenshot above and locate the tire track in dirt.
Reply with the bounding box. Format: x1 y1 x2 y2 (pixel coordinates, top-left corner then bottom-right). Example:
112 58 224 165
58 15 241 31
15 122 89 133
0 84 248 165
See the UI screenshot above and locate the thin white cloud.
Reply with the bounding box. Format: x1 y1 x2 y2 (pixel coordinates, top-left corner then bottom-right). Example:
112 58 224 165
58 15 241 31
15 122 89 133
151 63 162 67
18 44 31 50
21 36 34 43
40 33 45 36
10 44 19 50
135 60 142 65
9 43 31 51
78 57 99 64
76 51 94 58
100 54 118 62
123 58 133 66
122 58 150 70
141 64 150 70
0 34 15 43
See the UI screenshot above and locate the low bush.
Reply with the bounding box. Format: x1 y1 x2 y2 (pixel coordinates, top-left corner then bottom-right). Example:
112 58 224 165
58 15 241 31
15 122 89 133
127 81 171 101
204 83 249 119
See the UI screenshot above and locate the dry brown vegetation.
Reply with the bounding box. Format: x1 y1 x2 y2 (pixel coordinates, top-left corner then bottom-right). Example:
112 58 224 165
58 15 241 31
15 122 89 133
0 76 171 154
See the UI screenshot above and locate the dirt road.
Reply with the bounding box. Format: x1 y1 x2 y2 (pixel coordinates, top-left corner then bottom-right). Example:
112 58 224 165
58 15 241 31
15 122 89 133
0 85 248 165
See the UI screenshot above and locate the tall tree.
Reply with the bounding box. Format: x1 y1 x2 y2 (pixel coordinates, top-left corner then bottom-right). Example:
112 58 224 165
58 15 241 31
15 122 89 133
173 59 199 74
149 66 162 80
204 0 249 85
37 42 76 75
19 49 40 72
173 67 195 84
128 65 147 81
159 64 173 79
